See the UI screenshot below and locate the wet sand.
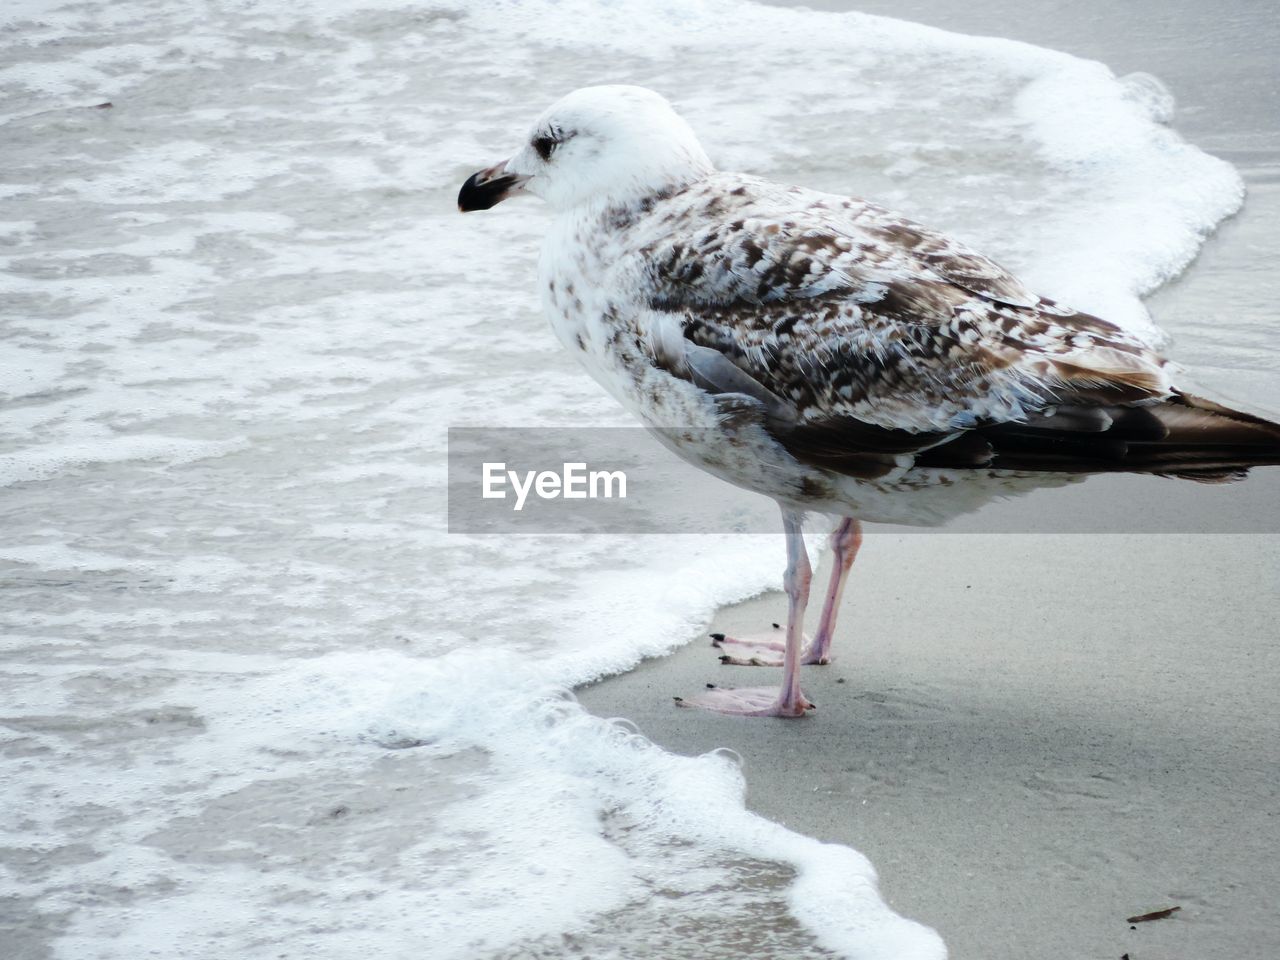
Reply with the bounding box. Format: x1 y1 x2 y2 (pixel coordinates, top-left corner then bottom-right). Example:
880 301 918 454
577 3 1280 957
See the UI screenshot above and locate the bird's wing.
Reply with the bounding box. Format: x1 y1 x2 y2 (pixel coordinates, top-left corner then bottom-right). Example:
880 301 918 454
635 185 1278 479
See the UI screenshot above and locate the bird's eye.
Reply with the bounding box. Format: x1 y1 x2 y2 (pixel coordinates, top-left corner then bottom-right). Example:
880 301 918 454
532 134 558 162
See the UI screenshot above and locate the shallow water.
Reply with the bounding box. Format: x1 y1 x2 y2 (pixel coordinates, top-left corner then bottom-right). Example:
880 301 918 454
0 1 1266 958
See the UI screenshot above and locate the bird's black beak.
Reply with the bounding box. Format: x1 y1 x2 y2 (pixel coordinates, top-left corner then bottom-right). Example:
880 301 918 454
458 160 529 212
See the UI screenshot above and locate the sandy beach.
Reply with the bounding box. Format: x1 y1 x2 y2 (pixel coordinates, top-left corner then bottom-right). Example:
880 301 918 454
578 3 1280 957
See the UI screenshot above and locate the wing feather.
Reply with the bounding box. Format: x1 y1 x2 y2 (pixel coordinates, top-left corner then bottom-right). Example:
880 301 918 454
634 177 1280 478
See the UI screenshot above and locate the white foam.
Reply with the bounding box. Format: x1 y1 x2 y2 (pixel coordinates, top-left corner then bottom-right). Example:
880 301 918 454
0 1 1244 958
0 437 247 487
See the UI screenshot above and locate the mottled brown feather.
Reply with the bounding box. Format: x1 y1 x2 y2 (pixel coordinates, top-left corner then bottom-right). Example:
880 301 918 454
635 175 1280 481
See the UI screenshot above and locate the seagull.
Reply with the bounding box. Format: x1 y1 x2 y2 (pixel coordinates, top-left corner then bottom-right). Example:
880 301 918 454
458 84 1280 718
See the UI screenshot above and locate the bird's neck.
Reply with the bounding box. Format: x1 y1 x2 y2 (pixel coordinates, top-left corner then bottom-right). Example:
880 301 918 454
574 171 709 232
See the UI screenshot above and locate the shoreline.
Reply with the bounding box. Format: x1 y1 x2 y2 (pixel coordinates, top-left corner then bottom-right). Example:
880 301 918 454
578 533 1280 958
578 2 1280 957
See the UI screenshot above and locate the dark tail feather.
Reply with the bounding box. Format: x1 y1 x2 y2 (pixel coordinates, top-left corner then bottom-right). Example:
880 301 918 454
1148 391 1280 482
975 390 1280 481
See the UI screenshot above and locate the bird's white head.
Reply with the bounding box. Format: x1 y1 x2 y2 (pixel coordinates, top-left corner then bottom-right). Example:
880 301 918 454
458 85 714 214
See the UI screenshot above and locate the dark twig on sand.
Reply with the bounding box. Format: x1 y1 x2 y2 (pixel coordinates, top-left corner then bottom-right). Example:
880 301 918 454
1125 905 1181 924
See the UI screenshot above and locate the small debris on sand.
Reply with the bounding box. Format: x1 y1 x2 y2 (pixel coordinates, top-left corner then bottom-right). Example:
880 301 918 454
1125 905 1181 924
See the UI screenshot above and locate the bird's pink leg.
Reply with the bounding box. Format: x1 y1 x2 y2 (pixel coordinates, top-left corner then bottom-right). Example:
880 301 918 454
709 516 861 667
676 508 815 717
804 517 862 665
